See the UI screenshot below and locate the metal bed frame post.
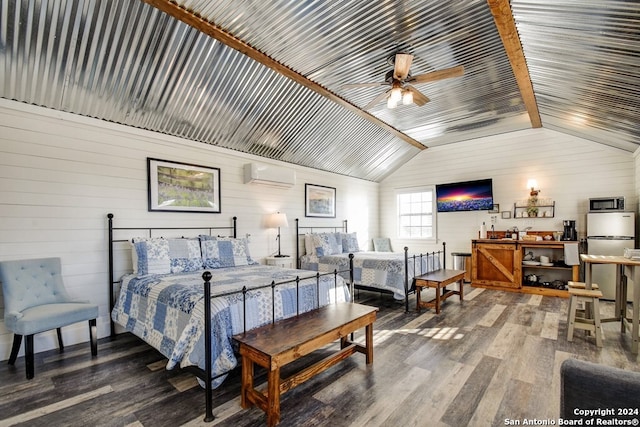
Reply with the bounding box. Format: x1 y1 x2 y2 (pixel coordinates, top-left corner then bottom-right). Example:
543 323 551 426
349 253 355 303
108 213 115 339
443 242 447 269
203 271 214 422
404 247 410 312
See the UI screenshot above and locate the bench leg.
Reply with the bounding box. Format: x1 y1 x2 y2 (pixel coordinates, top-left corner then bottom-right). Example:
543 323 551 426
365 323 374 364
435 286 441 314
459 278 464 301
416 285 422 313
240 355 254 409
267 368 281 427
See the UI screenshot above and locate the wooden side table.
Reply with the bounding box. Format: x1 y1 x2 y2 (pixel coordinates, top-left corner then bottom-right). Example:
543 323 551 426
414 269 465 314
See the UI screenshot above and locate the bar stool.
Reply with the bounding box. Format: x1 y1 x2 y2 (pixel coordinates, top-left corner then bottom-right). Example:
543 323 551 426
567 285 603 347
568 281 600 320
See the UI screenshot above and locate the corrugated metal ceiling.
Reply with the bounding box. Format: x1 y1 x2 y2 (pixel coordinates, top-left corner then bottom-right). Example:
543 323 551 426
0 0 638 181
512 0 640 152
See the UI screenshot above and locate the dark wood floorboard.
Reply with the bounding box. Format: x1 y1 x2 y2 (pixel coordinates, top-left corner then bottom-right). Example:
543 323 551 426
1 286 639 427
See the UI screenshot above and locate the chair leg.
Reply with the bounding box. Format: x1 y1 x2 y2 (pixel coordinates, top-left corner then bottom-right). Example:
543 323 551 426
56 328 64 352
25 334 35 380
567 296 577 342
89 319 98 357
8 334 22 365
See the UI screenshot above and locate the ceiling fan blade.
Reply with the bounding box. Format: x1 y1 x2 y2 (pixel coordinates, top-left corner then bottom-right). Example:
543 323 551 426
341 82 389 90
364 89 392 110
393 53 414 80
406 85 430 106
408 65 465 84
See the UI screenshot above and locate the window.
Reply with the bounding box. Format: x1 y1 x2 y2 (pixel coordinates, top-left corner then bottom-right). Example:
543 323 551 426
397 187 435 239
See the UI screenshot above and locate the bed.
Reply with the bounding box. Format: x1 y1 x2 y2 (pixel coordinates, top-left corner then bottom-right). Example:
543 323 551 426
107 214 352 422
295 218 447 312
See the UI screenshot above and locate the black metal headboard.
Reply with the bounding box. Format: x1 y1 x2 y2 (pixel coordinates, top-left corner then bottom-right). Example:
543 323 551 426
107 213 237 337
295 218 348 268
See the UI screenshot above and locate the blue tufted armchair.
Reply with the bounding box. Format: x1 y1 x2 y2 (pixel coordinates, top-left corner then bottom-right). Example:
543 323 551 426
0 257 99 379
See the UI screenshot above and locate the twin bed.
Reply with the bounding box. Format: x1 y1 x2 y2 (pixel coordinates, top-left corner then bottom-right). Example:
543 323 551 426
295 218 446 311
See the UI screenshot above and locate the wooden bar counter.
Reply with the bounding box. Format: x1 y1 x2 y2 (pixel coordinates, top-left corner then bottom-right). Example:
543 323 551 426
472 238 579 297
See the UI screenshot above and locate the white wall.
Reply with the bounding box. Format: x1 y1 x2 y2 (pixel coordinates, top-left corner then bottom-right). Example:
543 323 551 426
0 99 379 360
380 128 637 255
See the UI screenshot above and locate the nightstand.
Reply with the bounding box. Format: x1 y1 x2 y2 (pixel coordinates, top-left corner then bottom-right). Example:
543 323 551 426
265 256 294 269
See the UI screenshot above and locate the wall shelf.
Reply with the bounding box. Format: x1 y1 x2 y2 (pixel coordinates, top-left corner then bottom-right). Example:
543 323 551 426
513 201 555 218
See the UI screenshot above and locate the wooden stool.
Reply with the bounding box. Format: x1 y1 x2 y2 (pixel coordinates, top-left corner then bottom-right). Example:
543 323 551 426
567 287 603 347
567 281 599 319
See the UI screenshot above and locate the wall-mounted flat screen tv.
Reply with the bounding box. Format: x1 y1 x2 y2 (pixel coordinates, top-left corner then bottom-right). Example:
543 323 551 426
436 178 494 212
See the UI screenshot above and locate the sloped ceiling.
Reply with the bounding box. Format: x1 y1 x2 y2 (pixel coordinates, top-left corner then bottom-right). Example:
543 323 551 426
1 0 638 182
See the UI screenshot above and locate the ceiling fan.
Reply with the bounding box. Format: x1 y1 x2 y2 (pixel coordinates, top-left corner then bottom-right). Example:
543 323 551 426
342 52 464 110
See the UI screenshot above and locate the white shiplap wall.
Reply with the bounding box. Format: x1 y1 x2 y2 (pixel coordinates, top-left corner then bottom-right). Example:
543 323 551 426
380 128 637 255
0 99 379 360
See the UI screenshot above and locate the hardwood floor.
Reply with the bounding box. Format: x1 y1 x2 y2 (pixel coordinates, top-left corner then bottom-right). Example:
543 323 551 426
1 286 638 427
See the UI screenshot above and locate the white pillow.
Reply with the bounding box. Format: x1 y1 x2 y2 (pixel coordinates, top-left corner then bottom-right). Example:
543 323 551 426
132 238 171 276
304 234 314 256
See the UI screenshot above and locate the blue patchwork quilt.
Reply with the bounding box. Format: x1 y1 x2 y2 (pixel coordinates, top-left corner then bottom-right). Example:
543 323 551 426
111 264 349 387
300 251 440 300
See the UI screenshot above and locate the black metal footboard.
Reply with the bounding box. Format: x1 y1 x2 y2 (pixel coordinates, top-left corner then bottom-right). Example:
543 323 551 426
187 259 354 422
403 243 448 312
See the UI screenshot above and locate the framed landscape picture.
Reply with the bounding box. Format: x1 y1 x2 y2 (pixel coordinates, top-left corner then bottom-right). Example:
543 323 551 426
305 184 336 218
147 158 221 213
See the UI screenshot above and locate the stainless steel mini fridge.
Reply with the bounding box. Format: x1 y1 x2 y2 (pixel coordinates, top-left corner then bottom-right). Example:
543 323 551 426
587 211 636 301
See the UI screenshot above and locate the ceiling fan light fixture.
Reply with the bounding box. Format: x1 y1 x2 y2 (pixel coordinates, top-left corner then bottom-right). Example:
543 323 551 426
402 90 413 105
390 87 402 103
387 97 398 109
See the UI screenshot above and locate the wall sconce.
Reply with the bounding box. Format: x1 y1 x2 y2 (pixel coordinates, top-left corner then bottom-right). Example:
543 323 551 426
527 179 540 197
526 179 540 217
266 212 289 257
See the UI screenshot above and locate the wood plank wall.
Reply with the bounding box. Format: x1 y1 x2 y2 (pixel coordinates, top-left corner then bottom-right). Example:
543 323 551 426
380 128 637 255
0 99 379 360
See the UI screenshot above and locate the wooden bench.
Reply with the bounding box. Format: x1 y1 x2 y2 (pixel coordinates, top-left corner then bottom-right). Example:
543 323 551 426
233 302 378 426
413 269 465 314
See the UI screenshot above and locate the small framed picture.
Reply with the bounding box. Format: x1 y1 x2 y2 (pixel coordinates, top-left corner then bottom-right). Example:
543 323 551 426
489 204 499 213
501 211 512 219
305 184 336 218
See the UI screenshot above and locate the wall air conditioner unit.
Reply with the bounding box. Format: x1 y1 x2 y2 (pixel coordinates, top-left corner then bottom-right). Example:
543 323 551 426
243 163 296 188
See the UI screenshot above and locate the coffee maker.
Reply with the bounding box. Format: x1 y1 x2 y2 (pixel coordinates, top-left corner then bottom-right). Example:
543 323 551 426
562 220 577 241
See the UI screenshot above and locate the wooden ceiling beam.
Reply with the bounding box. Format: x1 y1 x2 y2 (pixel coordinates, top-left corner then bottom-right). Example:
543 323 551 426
141 0 426 150
487 0 542 128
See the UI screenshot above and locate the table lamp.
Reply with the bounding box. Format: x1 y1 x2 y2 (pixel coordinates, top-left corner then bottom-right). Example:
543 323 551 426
267 212 289 257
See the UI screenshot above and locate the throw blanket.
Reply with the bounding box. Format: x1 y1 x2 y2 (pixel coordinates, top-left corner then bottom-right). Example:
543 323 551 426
111 264 349 387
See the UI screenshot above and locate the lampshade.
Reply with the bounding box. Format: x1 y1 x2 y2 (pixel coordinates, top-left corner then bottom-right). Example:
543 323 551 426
390 87 402 103
266 212 288 229
402 90 413 105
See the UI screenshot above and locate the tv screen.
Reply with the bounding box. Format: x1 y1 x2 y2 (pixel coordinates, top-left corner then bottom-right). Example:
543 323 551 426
436 178 494 212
